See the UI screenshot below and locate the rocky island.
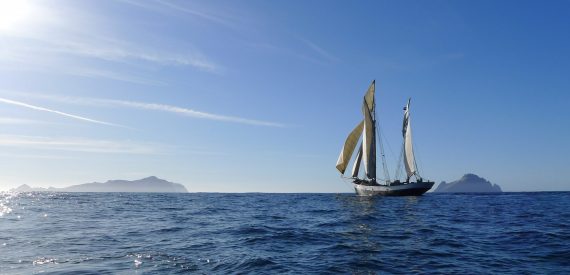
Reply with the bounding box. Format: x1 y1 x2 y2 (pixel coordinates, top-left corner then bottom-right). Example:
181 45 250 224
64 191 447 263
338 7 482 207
10 176 188 193
434 173 502 193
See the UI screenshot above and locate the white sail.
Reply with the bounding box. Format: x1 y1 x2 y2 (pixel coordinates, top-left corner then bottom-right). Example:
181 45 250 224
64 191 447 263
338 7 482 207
351 144 363 178
336 120 364 174
362 101 376 179
402 98 417 178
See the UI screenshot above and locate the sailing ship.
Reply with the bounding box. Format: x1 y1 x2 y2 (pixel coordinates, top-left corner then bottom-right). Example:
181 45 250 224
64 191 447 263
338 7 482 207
336 80 434 196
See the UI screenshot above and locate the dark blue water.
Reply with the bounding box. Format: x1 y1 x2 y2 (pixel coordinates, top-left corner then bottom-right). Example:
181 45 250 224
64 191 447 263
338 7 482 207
1 192 569 274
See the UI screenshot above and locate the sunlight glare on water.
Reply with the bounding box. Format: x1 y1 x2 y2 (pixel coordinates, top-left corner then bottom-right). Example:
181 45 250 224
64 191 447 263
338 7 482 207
0 192 568 273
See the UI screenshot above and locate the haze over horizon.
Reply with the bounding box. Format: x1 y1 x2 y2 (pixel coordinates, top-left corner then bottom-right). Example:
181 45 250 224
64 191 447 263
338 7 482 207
1 0 569 192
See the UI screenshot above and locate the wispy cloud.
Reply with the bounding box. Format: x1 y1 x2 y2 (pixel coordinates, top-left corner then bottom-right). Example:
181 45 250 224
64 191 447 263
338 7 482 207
0 117 44 125
2 34 220 74
0 135 159 154
4 92 287 127
0 97 123 127
155 0 233 27
0 2 222 76
61 67 166 85
42 39 220 72
119 0 235 28
0 153 73 159
105 100 287 127
300 38 339 63
0 51 165 85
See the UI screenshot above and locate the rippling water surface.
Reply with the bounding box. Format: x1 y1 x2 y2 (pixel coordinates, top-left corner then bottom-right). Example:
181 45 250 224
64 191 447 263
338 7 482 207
1 192 569 274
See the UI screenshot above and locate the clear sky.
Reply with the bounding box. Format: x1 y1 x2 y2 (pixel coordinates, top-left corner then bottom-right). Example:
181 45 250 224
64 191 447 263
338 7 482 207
0 0 569 192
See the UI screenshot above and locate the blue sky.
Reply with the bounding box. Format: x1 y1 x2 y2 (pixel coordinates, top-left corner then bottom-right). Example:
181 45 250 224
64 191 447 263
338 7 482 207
0 0 568 192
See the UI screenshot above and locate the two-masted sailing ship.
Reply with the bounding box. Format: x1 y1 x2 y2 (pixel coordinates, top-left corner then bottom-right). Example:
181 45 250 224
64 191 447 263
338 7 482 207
336 80 434 196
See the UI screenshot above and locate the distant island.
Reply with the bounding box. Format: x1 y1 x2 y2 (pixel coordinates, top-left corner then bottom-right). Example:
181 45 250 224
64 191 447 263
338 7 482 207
434 174 502 193
10 176 188 193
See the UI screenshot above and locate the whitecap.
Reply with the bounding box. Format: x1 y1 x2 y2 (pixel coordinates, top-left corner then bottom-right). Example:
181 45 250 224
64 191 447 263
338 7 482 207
33 257 57 265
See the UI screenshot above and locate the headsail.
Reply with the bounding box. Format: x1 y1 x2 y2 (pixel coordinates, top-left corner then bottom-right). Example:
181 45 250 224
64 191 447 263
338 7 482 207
362 101 376 179
402 98 417 179
336 80 377 179
336 120 364 174
351 144 363 178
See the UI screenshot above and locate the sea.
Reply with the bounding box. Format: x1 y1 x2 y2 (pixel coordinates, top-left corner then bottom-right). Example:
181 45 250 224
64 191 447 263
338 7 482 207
0 192 568 274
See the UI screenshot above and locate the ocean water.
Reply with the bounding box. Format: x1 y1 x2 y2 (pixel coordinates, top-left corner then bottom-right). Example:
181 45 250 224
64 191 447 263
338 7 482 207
0 192 569 274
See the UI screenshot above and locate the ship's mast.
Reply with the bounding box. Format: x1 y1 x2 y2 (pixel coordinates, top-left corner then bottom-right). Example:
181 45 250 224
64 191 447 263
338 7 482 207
372 81 390 184
376 119 391 184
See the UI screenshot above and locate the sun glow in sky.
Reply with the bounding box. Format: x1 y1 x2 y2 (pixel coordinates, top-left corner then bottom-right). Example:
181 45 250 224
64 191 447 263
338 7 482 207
0 0 35 32
0 0 569 192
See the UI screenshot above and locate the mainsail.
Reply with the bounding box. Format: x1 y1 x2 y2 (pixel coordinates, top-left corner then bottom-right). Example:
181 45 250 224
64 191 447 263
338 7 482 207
336 120 364 174
362 100 376 179
402 98 417 179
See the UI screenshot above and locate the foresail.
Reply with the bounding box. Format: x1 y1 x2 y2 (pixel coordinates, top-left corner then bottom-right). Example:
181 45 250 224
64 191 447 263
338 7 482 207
336 120 364 174
362 102 376 179
402 98 417 178
337 80 376 178
351 144 363 178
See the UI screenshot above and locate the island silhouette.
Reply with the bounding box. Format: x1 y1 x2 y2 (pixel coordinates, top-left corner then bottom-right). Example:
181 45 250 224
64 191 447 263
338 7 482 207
434 174 502 193
10 176 188 193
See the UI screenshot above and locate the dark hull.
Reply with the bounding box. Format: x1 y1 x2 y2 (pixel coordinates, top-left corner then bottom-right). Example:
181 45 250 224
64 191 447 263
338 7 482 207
360 187 431 196
353 181 434 196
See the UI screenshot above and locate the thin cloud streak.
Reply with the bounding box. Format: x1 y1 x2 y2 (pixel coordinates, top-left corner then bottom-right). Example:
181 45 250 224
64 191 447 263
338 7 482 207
107 100 287 127
44 39 220 72
2 35 221 73
0 97 123 127
119 0 235 28
0 135 159 154
155 0 232 27
4 92 287 127
301 39 340 63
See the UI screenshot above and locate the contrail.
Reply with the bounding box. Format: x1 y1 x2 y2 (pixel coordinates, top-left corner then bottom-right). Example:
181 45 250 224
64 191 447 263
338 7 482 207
0 97 123 127
108 100 287 127
0 92 287 127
